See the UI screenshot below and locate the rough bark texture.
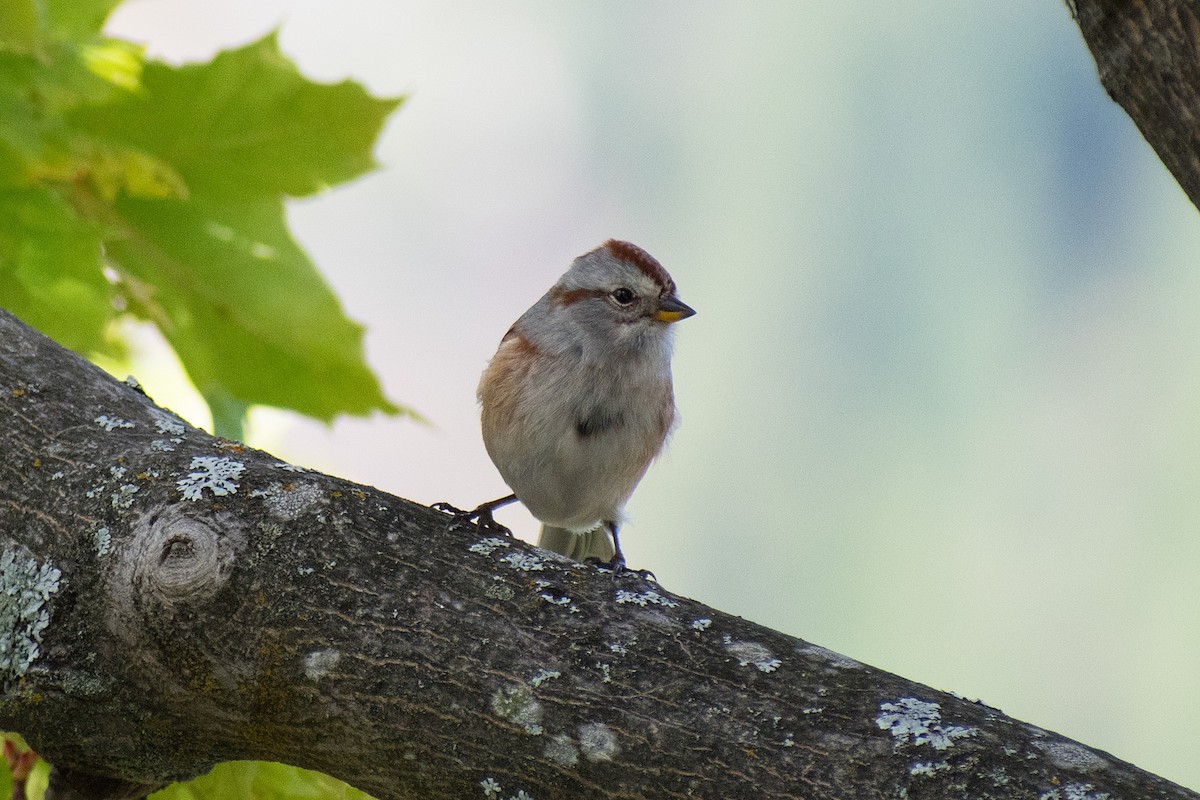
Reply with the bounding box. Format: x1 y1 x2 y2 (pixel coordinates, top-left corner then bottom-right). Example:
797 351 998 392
0 312 1196 800
1069 0 1200 210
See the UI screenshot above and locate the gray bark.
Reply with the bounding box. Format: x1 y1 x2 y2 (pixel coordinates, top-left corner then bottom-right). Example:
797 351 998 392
1069 0 1200 212
0 309 1195 800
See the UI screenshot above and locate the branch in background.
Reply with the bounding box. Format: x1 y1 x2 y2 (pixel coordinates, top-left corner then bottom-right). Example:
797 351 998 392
1069 0 1200 212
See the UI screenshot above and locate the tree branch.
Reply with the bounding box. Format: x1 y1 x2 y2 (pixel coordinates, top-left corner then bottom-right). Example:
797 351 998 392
1069 0 1200 211
0 307 1193 799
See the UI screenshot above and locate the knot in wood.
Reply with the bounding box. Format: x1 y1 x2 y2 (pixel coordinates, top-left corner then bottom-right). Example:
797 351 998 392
130 505 243 607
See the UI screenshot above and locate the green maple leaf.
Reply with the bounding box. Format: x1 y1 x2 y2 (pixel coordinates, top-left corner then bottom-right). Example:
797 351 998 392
0 12 407 427
0 186 112 355
150 761 376 800
70 33 405 423
73 32 399 201
105 192 396 421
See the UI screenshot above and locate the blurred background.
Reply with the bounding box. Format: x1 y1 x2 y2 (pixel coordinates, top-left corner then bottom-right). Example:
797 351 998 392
103 0 1200 790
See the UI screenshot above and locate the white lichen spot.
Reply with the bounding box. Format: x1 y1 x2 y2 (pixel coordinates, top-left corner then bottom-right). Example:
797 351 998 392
910 761 950 776
802 707 824 715
989 766 1010 787
111 483 139 509
94 527 112 557
303 649 341 681
150 440 176 452
543 734 579 766
176 456 245 500
1040 784 1111 800
469 537 511 555
491 686 544 735
1034 739 1108 771
274 461 308 473
876 697 977 750
95 415 134 431
529 669 560 687
0 549 62 684
1065 783 1110 800
124 375 143 391
692 617 712 631
110 466 127 479
608 641 629 655
511 791 534 800
151 410 186 436
578 722 620 762
539 591 572 606
484 583 515 601
480 777 502 798
722 636 782 672
799 643 862 669
297 566 314 576
615 589 678 608
50 471 64 480
500 552 545 572
250 481 323 521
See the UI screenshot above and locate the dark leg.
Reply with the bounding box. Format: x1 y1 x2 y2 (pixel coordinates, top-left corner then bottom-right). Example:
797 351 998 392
471 494 519 531
607 521 627 571
601 521 655 580
432 494 519 535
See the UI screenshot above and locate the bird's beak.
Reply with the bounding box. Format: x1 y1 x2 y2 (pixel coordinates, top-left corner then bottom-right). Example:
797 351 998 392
654 295 696 324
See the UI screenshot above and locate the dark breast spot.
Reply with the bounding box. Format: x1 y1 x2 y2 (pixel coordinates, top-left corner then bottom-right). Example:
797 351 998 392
575 408 624 438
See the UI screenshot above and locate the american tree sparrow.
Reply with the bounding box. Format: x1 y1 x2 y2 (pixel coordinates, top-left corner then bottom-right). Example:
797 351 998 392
469 240 695 569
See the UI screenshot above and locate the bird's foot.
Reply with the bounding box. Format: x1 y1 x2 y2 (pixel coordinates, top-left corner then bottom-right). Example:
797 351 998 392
586 554 656 582
432 500 514 536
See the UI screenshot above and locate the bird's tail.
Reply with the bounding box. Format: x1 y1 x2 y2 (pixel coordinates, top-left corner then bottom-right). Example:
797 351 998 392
538 524 615 564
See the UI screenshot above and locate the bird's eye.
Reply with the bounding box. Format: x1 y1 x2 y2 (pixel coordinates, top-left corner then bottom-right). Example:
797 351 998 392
611 287 635 305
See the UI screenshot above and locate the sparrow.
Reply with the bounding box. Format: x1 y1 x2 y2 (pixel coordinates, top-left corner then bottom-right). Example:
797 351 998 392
471 240 694 568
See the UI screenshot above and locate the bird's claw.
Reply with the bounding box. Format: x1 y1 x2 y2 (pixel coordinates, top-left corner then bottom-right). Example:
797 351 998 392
471 507 512 537
432 501 513 537
585 555 656 582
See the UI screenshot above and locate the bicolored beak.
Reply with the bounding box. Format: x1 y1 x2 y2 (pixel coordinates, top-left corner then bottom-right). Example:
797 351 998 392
654 295 696 324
